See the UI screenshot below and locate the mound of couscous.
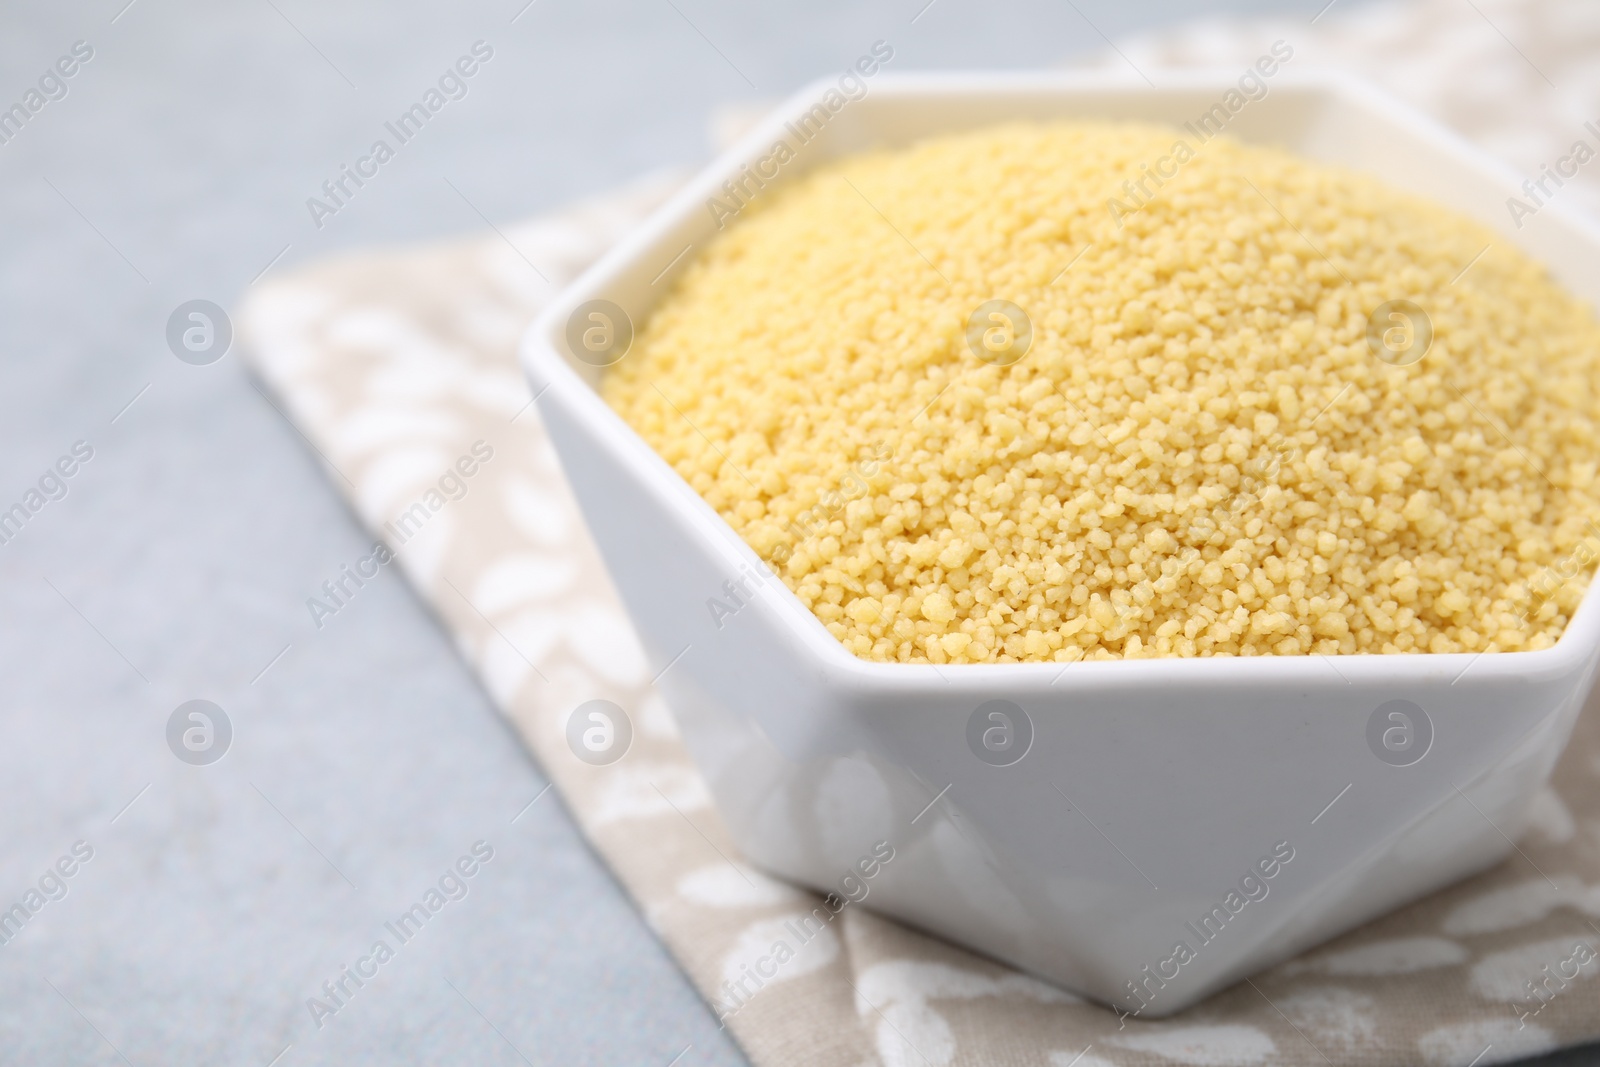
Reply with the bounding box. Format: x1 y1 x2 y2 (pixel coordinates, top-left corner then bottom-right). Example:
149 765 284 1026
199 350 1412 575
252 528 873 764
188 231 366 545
603 121 1600 663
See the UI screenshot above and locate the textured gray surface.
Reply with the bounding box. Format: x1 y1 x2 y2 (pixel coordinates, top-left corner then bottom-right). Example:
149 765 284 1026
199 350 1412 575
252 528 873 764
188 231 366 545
24 0 1595 1065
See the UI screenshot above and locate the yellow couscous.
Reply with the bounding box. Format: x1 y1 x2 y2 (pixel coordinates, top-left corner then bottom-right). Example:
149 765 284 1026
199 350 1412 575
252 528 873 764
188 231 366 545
603 121 1600 663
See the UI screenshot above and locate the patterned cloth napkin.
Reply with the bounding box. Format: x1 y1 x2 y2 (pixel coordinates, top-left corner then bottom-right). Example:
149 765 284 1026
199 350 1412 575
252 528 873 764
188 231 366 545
240 2 1600 1063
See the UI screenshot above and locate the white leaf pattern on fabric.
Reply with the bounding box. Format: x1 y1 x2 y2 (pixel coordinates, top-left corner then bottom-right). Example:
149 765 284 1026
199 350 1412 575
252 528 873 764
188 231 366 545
1283 936 1470 976
1110 1024 1275 1065
856 960 1081 1066
469 554 581 616
564 601 649 686
452 367 527 417
474 608 564 705
367 352 469 401
389 509 454 591
720 914 841 995
1048 1052 1121 1067
356 445 454 516
589 763 712 827
1468 936 1600 1001
1443 880 1600 936
331 406 467 459
245 289 332 373
1417 1019 1556 1066
502 474 575 547
678 864 802 909
324 307 417 351
1277 989 1380 1053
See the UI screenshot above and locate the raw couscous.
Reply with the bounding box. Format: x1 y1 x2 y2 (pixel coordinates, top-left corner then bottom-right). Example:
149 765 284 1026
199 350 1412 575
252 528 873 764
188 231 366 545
603 121 1600 664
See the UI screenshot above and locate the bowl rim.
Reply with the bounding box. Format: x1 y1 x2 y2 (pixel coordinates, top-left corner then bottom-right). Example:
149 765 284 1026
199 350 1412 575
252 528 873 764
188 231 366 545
520 67 1600 693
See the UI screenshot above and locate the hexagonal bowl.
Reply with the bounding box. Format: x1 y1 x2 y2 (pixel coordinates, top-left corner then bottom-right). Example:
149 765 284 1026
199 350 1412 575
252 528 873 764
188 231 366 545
519 70 1600 1015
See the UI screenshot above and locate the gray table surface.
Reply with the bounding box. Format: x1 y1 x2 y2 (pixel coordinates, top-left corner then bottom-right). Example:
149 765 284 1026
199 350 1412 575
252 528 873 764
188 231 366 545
3 0 1599 1064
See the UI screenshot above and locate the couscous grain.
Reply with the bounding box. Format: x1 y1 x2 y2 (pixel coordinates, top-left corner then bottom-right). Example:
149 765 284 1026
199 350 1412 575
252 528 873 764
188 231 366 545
603 122 1600 663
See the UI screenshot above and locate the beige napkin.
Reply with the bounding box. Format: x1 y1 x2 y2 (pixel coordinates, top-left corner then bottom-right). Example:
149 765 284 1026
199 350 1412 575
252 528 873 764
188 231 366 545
240 2 1600 1063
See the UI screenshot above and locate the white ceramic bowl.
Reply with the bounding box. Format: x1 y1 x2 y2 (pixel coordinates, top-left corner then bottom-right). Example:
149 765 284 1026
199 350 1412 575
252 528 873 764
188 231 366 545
520 71 1600 1015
